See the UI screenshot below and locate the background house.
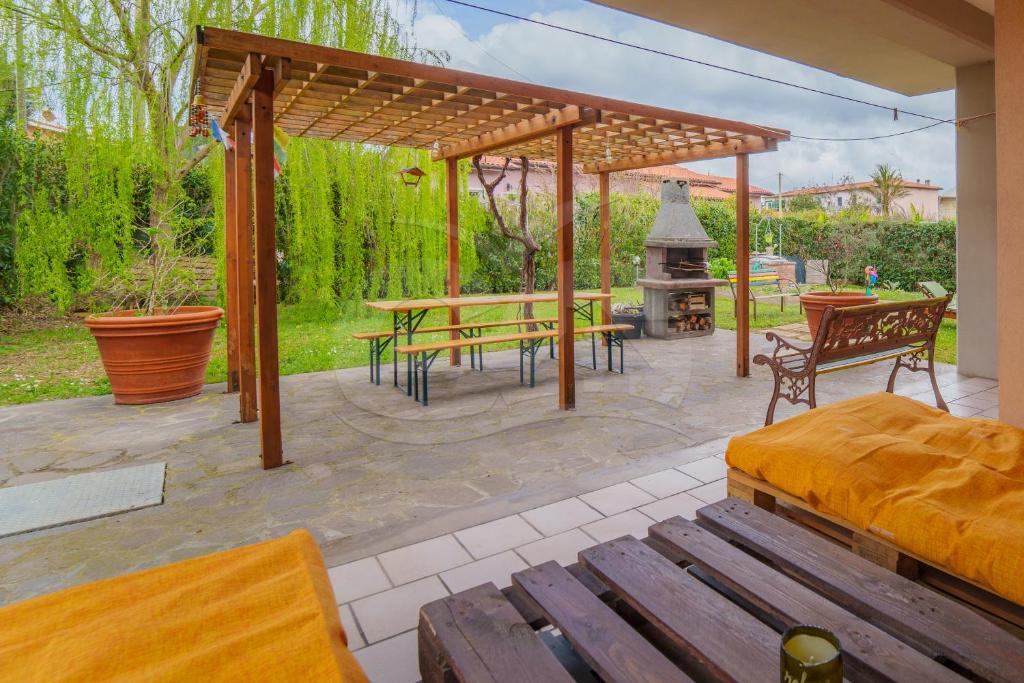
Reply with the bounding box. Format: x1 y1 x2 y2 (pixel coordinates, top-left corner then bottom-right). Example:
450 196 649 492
468 156 772 202
781 179 942 218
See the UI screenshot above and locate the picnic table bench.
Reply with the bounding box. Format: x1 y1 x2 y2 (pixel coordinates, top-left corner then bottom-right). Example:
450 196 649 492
353 317 557 384
725 269 802 318
754 295 951 424
419 497 1023 683
397 323 634 405
361 292 611 396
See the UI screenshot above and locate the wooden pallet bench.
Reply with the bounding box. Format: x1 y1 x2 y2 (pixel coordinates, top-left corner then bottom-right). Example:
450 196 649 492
754 295 951 424
725 269 802 318
352 317 557 384
396 323 633 405
419 497 1023 682
727 470 1024 634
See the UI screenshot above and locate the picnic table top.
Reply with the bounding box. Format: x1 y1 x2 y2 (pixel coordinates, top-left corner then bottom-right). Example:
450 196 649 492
364 292 611 313
418 497 1023 683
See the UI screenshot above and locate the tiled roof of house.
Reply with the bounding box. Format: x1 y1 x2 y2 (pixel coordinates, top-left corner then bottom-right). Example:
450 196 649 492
474 156 771 198
781 179 941 197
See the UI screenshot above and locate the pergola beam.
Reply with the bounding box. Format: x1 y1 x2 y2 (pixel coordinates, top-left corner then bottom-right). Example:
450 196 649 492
220 53 291 128
432 106 597 161
219 52 261 128
581 136 776 174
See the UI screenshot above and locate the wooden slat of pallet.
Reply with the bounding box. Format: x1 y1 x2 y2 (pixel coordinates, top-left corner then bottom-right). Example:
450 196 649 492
580 537 778 683
697 498 1024 683
513 562 693 683
650 517 966 683
418 583 574 683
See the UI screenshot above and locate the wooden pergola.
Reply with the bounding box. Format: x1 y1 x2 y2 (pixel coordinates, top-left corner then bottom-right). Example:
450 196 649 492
190 27 789 469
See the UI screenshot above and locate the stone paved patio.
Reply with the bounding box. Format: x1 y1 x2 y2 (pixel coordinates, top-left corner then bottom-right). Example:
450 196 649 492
0 329 996 610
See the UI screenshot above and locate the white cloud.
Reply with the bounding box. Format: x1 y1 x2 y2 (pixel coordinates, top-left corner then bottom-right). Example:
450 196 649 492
406 1 957 192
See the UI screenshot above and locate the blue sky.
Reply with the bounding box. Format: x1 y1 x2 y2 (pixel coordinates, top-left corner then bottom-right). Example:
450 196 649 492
401 0 957 194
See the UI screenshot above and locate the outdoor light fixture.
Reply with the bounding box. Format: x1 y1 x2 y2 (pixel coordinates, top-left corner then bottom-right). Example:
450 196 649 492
397 166 427 187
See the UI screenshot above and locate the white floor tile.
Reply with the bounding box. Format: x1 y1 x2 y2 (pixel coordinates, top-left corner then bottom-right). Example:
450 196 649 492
521 497 602 536
579 482 655 516
440 551 529 594
455 515 542 559
582 509 655 543
676 457 728 484
978 407 1000 419
339 603 366 650
639 492 704 522
948 403 983 418
353 630 419 683
952 394 1000 410
377 535 472 585
689 479 728 504
328 556 392 604
631 469 702 498
516 529 596 567
351 576 449 644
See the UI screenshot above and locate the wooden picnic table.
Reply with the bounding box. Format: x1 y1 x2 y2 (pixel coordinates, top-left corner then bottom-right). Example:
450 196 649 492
419 497 1024 683
364 292 613 395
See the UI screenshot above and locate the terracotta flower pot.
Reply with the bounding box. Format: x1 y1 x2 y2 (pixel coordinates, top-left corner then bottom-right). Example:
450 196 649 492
85 306 223 405
799 291 879 338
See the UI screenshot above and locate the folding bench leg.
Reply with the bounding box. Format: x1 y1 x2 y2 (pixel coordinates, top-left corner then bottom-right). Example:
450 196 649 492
530 341 538 388
369 340 376 383
519 340 525 385
591 333 597 369
607 332 613 371
421 351 428 406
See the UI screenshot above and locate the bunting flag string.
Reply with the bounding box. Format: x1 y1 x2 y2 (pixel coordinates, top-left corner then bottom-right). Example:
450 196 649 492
210 118 233 150
273 125 290 178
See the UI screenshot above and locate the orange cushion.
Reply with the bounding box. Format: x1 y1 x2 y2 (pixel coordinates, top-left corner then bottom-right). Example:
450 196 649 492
726 393 1024 605
0 529 369 682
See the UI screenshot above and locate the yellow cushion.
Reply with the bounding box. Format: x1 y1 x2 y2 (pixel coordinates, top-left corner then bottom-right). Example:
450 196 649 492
726 393 1024 605
0 529 369 682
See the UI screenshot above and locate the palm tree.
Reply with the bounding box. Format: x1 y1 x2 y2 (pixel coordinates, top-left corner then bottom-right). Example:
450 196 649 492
868 164 910 217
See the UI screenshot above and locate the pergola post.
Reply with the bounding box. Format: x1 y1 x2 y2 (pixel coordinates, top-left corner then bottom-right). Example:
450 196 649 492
252 66 283 469
599 171 612 327
234 108 257 423
223 140 240 393
556 126 575 410
446 157 460 366
736 153 751 377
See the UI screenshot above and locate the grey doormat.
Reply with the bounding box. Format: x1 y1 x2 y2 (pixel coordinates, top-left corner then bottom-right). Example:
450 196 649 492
0 463 165 538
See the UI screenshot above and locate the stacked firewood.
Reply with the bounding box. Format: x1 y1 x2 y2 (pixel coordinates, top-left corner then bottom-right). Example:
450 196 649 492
672 315 712 332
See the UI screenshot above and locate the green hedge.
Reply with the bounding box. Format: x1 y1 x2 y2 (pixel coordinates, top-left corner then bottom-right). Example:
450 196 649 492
465 193 956 294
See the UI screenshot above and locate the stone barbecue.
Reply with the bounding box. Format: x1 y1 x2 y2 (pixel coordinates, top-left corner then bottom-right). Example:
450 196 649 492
639 180 728 338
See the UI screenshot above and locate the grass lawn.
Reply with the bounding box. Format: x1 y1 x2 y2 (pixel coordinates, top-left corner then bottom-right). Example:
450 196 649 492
0 286 956 406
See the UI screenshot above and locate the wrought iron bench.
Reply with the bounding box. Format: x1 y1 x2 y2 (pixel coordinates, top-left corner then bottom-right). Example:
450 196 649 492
726 269 803 318
754 295 951 425
396 323 634 405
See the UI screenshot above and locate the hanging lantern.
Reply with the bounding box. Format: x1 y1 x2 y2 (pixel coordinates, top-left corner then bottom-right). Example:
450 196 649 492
188 93 210 138
397 166 427 187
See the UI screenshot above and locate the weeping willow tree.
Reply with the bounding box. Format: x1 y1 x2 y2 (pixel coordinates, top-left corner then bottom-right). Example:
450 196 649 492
0 0 480 309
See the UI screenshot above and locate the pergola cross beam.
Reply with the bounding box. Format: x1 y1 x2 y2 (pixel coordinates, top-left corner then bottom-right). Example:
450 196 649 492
431 106 598 161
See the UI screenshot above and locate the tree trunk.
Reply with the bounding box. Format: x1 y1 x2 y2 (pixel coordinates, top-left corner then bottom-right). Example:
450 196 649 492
523 248 537 325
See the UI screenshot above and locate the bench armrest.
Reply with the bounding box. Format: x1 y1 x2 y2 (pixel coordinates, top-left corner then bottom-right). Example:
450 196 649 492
753 332 812 374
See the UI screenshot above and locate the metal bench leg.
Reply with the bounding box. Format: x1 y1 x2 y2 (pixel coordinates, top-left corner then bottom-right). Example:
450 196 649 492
421 351 429 406
412 352 419 402
519 340 525 385
530 341 537 388
591 333 597 370
619 333 624 374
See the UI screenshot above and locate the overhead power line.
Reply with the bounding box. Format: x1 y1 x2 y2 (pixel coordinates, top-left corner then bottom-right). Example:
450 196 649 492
438 0 960 135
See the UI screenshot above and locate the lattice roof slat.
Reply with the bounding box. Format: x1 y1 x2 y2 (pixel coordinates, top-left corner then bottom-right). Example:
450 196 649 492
192 27 788 172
